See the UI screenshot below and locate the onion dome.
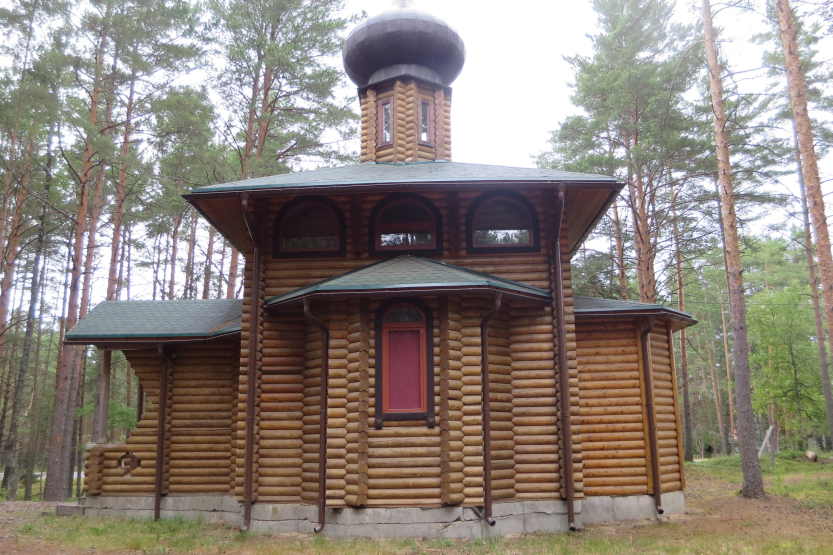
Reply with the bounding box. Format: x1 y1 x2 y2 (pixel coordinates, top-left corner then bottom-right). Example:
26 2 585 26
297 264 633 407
342 0 466 87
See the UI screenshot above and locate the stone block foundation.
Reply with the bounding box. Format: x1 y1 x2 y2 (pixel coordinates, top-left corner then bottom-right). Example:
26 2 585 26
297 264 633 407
84 492 685 538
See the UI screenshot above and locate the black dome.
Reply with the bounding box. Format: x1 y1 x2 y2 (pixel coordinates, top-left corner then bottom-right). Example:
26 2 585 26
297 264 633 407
342 0 466 87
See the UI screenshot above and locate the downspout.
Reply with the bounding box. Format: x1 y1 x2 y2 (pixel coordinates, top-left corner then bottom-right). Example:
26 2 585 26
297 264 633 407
640 316 663 514
550 185 576 531
304 298 329 533
480 292 503 527
240 194 261 532
154 346 170 521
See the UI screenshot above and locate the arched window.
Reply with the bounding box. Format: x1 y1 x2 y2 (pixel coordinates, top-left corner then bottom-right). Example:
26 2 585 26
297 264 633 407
369 194 443 256
374 298 435 428
274 197 346 258
465 192 540 254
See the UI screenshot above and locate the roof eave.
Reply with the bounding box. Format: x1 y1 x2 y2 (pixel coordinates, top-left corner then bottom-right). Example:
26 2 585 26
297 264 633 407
266 284 550 311
63 329 242 349
574 309 697 331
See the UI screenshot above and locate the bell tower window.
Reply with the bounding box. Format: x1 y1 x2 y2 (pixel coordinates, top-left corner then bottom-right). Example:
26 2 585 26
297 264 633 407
379 99 393 146
418 100 433 145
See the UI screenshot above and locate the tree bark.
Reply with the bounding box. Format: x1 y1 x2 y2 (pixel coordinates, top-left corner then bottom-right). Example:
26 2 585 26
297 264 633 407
612 200 629 301
671 187 694 462
107 69 137 300
793 122 833 441
3 129 54 499
202 226 215 299
185 214 197 298
703 0 764 497
227 247 239 299
717 284 736 453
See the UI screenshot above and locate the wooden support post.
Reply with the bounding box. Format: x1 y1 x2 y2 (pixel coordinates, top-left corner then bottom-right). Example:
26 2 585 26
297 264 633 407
154 346 170 521
97 350 112 443
640 316 663 514
136 382 144 421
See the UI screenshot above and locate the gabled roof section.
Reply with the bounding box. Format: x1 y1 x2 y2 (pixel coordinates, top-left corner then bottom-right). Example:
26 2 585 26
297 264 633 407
65 299 243 346
266 255 551 309
186 161 618 195
573 296 697 331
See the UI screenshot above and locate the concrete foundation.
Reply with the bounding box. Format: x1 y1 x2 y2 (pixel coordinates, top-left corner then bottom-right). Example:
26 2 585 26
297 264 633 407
84 491 685 538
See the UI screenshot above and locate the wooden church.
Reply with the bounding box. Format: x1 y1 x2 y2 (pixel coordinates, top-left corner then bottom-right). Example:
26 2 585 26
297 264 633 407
70 0 694 538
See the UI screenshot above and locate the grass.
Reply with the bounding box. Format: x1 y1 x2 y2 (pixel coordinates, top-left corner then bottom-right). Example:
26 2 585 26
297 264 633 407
3 453 833 555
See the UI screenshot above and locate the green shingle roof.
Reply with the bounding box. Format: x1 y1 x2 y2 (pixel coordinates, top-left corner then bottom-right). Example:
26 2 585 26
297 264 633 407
573 296 697 328
267 256 552 308
65 299 243 342
188 161 618 195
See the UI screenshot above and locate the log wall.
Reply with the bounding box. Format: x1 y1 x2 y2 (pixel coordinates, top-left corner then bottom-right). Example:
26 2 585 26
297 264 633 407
575 318 685 497
85 341 238 497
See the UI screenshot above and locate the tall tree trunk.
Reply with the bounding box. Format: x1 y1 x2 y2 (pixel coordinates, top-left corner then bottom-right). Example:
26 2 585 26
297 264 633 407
793 124 833 442
107 69 137 300
169 213 182 300
185 214 197 298
705 329 728 455
227 247 239 299
717 285 736 453
612 200 628 301
202 226 215 299
3 130 54 499
671 188 694 462
216 241 226 298
703 0 764 496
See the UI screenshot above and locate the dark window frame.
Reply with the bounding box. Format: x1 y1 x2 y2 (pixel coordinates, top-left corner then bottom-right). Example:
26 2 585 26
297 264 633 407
273 196 347 259
465 190 541 255
369 193 444 257
418 99 434 147
378 98 394 147
374 297 435 429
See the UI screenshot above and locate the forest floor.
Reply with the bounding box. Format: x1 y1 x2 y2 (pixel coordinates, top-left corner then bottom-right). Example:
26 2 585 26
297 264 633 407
1 453 832 555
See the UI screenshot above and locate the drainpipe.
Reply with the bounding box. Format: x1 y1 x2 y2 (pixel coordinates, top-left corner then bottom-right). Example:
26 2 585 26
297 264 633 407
640 316 663 514
480 292 503 527
304 298 330 533
240 194 261 532
154 346 170 521
550 186 576 531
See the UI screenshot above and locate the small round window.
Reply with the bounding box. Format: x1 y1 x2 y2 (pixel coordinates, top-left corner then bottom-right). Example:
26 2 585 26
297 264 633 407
279 201 341 253
472 197 533 247
376 200 436 250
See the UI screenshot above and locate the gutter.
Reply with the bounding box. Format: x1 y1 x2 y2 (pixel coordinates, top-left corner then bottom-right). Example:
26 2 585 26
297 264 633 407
550 186 576 531
640 316 664 515
240 194 261 532
480 292 503 527
304 298 330 534
154 346 171 521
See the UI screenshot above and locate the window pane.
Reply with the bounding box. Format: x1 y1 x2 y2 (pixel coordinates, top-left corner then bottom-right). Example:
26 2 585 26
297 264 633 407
383 103 391 143
421 102 430 142
380 232 433 247
282 203 339 250
387 329 422 411
473 198 532 246
386 306 424 323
